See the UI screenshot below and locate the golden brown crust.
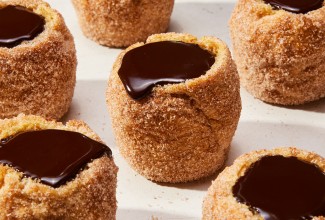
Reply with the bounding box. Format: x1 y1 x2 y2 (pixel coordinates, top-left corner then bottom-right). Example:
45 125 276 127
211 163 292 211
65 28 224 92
202 147 325 220
0 114 117 220
0 0 76 120
106 33 241 183
71 0 174 47
229 0 325 105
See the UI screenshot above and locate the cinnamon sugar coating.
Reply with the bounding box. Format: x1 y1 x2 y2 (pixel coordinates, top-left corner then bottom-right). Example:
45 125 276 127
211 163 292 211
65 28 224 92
0 0 76 120
230 0 325 105
106 33 241 183
0 114 117 220
202 147 325 220
71 0 174 47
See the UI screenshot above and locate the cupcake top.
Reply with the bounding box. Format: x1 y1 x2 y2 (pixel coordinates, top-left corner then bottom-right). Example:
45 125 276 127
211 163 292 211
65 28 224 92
118 40 215 100
233 155 325 219
0 114 117 219
0 129 111 188
0 0 70 51
263 0 323 13
0 5 45 48
0 114 113 189
203 148 325 220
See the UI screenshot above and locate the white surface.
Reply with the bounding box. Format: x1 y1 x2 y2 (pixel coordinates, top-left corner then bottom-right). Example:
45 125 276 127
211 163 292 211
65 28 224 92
46 0 325 219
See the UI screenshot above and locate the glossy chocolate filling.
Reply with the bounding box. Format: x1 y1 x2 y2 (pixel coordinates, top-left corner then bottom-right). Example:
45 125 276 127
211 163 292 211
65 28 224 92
233 155 325 220
118 41 215 100
0 130 112 188
0 5 45 48
264 0 323 13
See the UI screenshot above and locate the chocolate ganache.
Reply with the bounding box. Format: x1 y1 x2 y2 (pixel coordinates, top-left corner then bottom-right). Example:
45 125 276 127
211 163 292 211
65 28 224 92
0 130 111 188
233 156 325 220
264 0 323 14
118 41 215 100
0 5 45 48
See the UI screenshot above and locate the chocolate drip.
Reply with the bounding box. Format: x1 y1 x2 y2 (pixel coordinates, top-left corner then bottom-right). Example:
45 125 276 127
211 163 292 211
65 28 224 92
0 6 45 48
0 130 112 188
264 0 323 13
118 41 215 100
233 156 325 219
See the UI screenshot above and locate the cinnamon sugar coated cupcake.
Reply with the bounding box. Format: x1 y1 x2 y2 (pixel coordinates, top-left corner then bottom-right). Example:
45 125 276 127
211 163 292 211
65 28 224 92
202 147 325 220
230 0 325 105
71 0 174 47
106 33 241 183
0 0 76 120
0 114 117 219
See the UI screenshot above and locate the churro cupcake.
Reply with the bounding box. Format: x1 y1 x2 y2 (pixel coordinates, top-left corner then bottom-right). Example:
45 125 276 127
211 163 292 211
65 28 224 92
0 0 76 120
71 0 174 47
106 33 241 183
0 114 117 219
203 147 325 220
230 0 325 105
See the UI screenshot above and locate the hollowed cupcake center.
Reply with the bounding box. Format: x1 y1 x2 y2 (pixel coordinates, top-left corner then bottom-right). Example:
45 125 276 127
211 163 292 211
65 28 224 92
233 155 325 220
0 130 111 188
264 0 323 13
0 5 45 48
118 41 215 100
